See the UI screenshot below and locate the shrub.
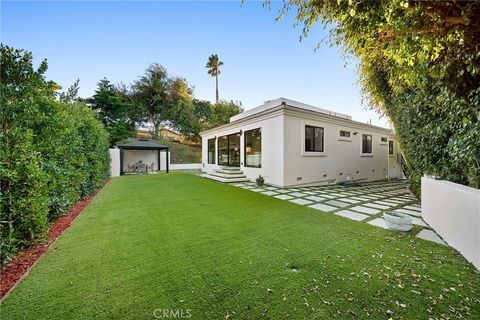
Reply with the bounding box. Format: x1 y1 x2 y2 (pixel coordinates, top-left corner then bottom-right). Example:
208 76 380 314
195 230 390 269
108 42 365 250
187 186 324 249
0 45 110 264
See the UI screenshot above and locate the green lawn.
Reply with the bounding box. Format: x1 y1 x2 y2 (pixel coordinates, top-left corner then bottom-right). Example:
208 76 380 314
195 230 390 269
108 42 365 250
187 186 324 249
2 173 479 319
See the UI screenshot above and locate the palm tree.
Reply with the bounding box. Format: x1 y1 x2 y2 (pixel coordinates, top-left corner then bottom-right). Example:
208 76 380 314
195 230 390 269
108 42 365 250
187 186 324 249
206 54 223 104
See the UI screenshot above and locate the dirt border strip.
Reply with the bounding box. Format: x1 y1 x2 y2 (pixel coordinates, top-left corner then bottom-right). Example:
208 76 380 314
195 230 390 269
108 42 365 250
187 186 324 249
0 178 111 301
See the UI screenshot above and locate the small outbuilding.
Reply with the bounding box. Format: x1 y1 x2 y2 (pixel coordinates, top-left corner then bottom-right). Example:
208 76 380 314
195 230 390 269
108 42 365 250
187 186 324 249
116 139 170 175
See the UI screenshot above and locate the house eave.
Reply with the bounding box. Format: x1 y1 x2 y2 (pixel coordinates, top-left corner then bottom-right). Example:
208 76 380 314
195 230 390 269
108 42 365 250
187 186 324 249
200 104 392 136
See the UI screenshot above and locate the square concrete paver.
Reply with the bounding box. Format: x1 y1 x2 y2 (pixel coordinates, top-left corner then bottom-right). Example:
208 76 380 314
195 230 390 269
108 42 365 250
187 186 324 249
275 189 290 194
309 203 337 212
334 210 369 221
289 198 314 206
261 191 278 196
290 192 307 197
321 194 337 199
274 195 293 200
394 208 422 217
325 200 350 208
250 188 265 192
305 195 326 202
367 218 389 229
364 203 390 210
350 206 381 215
339 198 361 204
416 229 446 245
403 205 421 212
411 217 428 227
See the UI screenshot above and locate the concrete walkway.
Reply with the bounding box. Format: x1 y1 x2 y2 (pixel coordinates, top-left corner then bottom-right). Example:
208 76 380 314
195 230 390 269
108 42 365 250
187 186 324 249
232 180 446 245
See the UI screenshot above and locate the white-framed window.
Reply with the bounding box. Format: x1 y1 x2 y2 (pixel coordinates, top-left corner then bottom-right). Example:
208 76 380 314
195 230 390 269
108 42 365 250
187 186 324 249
380 137 388 145
244 128 262 168
361 134 373 156
305 125 324 152
301 122 327 156
338 129 352 141
207 138 216 164
389 140 394 155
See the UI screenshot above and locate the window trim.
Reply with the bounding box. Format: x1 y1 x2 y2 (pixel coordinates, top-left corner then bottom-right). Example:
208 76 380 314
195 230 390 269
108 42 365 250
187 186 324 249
389 140 394 155
338 129 352 142
244 127 262 168
380 136 388 145
360 133 373 157
207 138 216 164
302 123 326 156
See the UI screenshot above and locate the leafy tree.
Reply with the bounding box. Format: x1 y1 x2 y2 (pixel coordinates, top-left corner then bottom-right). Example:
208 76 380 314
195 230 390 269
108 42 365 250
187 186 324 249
209 100 244 128
87 78 136 146
168 77 199 137
270 0 480 193
131 64 194 139
206 54 224 103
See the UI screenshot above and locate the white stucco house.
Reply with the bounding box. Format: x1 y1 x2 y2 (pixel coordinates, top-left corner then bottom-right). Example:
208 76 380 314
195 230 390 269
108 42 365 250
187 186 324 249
200 98 405 187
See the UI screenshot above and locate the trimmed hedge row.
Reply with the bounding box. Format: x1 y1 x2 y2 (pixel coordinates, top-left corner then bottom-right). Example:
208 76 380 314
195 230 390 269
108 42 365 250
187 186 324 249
0 45 110 264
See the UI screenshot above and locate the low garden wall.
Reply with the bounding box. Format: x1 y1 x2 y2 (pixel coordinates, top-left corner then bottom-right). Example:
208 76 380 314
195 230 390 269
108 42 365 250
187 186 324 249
421 175 480 270
170 163 202 170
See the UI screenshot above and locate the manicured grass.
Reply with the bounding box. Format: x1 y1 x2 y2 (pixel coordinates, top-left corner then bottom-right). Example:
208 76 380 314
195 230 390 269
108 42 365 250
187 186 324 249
2 173 479 319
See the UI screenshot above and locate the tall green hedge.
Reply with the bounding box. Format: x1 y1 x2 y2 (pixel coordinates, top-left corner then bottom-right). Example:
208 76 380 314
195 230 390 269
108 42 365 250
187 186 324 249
0 45 110 264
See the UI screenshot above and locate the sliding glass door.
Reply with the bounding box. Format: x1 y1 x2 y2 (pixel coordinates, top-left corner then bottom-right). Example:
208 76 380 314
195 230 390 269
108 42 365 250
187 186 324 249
218 133 241 167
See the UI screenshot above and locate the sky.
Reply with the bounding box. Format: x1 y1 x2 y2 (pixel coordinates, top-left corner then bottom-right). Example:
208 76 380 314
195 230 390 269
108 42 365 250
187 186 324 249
1 0 390 128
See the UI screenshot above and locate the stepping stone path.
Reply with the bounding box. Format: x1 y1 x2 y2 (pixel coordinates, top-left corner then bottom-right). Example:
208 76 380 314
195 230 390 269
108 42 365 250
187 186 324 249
226 180 446 246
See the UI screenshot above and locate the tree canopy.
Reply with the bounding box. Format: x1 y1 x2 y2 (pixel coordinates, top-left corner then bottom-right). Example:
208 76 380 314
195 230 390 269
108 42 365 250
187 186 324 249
86 78 136 146
89 63 242 143
272 0 480 192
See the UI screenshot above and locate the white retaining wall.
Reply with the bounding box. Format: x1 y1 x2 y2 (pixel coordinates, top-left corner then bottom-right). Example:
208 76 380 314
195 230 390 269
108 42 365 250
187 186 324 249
170 163 202 170
422 176 480 270
109 149 121 177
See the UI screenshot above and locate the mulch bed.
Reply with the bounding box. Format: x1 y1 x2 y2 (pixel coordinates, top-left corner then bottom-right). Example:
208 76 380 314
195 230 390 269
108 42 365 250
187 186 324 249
0 178 111 300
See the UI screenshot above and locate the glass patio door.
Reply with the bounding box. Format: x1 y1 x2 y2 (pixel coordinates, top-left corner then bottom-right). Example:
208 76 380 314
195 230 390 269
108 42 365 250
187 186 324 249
218 133 241 167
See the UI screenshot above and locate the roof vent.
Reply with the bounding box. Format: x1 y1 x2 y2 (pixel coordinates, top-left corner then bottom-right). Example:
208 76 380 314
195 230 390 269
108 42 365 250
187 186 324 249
281 101 287 105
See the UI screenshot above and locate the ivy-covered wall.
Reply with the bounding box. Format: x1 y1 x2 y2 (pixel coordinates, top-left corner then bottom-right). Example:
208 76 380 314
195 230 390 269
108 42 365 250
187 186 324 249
0 45 110 264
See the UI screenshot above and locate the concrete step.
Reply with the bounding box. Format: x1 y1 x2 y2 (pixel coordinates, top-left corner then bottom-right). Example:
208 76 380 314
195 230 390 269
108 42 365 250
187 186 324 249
201 174 250 183
210 172 247 179
220 166 242 171
214 169 244 174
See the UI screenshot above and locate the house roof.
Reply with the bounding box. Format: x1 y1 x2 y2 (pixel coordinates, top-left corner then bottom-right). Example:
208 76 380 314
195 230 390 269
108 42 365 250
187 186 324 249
117 139 169 150
230 97 352 122
200 97 393 136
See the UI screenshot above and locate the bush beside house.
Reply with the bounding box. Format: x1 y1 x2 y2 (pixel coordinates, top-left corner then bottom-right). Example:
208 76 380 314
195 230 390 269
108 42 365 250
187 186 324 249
0 45 110 264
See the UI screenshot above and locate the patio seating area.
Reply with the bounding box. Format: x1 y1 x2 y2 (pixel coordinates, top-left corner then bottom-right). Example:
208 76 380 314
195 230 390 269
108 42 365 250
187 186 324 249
125 161 156 174
231 180 446 245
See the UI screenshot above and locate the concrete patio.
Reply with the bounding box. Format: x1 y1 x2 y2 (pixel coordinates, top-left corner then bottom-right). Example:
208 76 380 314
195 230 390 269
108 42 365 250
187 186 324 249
232 180 446 245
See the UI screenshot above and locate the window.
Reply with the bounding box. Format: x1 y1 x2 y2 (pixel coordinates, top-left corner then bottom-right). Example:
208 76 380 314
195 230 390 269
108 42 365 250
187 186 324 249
218 136 228 165
381 137 388 143
389 140 394 155
218 133 241 167
305 125 324 152
340 130 351 138
207 138 216 164
362 134 372 154
244 128 261 167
